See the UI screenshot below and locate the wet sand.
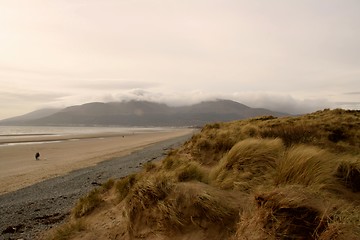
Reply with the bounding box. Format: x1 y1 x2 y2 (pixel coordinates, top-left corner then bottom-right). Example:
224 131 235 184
0 129 193 195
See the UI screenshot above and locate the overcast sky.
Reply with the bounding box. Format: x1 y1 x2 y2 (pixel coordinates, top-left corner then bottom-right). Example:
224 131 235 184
1 0 359 120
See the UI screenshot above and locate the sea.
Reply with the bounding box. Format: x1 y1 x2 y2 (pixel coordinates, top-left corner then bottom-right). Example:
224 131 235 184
0 126 169 146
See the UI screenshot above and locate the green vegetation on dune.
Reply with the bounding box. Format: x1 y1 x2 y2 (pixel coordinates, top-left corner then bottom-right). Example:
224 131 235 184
44 109 360 240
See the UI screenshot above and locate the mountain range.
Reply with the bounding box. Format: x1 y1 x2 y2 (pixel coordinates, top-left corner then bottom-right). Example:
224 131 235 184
0 100 287 127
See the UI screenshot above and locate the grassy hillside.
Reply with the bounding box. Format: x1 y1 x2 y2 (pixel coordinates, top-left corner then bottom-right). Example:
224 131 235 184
43 109 360 240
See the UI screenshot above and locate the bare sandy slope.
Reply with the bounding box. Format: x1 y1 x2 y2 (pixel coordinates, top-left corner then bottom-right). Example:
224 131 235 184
0 129 193 194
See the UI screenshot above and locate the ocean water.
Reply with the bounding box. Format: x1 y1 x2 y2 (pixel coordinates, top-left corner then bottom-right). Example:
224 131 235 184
0 126 169 146
0 126 166 137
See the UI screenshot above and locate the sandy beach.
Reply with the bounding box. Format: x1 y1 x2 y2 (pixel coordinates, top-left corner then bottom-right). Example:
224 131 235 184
0 128 193 195
0 131 194 239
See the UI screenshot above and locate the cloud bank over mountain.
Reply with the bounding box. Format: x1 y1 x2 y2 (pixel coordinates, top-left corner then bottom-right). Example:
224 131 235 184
36 89 334 116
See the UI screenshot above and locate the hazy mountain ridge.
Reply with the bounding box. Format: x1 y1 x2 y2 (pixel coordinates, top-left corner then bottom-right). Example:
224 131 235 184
0 108 61 125
0 100 287 127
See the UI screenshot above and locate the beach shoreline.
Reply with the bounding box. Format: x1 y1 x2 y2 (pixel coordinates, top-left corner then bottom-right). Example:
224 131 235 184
0 128 194 195
0 132 194 239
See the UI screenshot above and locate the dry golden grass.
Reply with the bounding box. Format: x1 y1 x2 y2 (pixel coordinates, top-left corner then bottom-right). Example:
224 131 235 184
43 109 360 240
115 173 137 202
235 185 331 239
43 219 86 240
320 204 360 239
72 188 104 218
142 161 158 172
176 161 207 183
124 179 246 239
210 138 284 190
335 157 360 193
101 178 115 190
274 145 339 188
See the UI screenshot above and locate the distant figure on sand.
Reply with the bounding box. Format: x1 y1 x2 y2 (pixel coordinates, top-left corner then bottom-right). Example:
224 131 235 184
35 152 40 160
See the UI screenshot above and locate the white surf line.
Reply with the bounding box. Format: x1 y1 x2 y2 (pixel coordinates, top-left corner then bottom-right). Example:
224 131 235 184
0 140 63 147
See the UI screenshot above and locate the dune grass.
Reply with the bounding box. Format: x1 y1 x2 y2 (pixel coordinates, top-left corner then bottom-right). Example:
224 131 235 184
335 158 360 192
115 173 137 202
210 138 284 190
274 145 338 188
43 109 360 240
176 161 207 183
72 188 104 218
236 185 331 239
43 220 86 240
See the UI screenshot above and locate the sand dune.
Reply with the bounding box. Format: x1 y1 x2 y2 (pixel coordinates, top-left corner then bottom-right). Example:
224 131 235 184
0 129 193 195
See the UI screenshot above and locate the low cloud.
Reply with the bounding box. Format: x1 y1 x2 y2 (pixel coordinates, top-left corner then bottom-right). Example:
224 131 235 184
0 90 67 102
69 79 159 90
343 92 360 95
111 89 218 107
230 92 335 114
43 89 336 115
335 102 360 110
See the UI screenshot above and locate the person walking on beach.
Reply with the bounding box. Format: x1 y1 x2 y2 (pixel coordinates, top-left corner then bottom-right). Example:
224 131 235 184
35 152 40 160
